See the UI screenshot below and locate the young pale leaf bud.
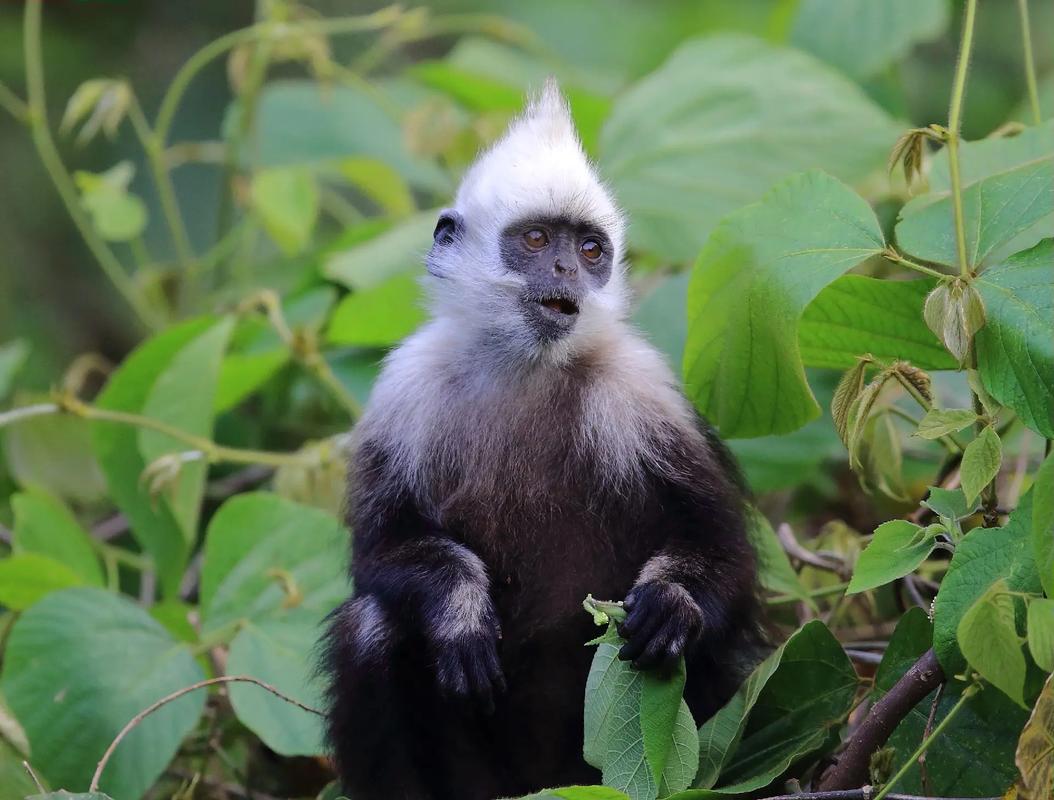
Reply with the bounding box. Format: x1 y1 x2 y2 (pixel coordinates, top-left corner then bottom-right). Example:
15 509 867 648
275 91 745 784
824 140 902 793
832 355 873 448
924 279 987 365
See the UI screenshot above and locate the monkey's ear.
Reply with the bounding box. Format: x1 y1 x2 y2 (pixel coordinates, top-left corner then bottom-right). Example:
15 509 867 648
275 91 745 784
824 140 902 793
433 209 464 245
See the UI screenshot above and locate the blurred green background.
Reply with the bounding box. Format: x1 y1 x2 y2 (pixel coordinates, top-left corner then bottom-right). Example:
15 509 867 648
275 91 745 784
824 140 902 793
1 0 1050 383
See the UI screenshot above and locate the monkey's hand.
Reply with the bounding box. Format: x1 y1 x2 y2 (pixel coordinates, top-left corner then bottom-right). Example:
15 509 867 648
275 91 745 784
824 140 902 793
617 581 704 670
431 600 506 713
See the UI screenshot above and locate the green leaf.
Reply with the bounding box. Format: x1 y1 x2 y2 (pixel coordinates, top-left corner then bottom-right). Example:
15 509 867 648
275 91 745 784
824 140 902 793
4 403 107 504
1028 598 1054 673
959 580 1027 706
713 620 857 792
874 607 1026 796
0 338 29 401
694 632 787 789
975 240 1054 438
338 157 415 217
0 588 205 800
249 81 449 194
683 171 885 438
326 273 427 347
847 520 937 594
74 163 147 242
583 641 697 800
959 425 1002 506
29 794 114 800
799 276 957 371
226 614 327 756
92 318 216 597
914 408 978 440
746 511 812 607
514 788 630 800
896 157 1054 268
250 167 319 255
11 488 104 586
0 554 84 610
1034 452 1054 597
933 491 1040 676
929 120 1054 190
632 273 689 368
200 492 348 633
599 34 899 263
323 209 437 291
790 0 948 80
214 350 290 413
641 662 687 783
922 486 978 523
138 317 233 550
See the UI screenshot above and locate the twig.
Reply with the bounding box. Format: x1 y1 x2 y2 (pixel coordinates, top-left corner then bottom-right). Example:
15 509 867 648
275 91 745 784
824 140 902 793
918 682 945 794
768 582 849 606
89 675 322 792
758 791 996 800
92 513 129 542
0 80 29 122
819 650 945 790
22 761 45 793
903 575 930 611
777 523 844 574
845 650 884 665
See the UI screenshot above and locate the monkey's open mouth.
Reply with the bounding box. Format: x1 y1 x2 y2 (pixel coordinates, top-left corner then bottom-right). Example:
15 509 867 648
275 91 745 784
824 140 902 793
538 296 579 316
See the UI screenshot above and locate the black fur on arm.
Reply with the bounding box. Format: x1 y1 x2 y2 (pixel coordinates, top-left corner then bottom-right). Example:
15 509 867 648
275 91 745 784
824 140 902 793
618 423 759 671
343 441 505 708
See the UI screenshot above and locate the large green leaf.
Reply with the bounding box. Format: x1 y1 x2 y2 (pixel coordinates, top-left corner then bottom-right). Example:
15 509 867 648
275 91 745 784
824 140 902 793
712 621 857 792
0 588 205 800
326 273 427 347
248 80 449 193
896 157 1054 268
250 167 319 255
876 608 1028 796
583 635 698 800
847 520 939 594
929 121 1054 190
798 276 956 370
959 580 1028 706
200 493 347 756
684 171 885 438
199 493 347 632
323 209 436 291
0 338 29 401
933 491 1041 676
599 35 900 263
225 614 327 757
12 488 104 586
747 511 811 607
515 789 630 800
694 632 788 789
975 240 1054 438
790 0 948 80
92 318 213 598
0 554 84 610
138 318 233 557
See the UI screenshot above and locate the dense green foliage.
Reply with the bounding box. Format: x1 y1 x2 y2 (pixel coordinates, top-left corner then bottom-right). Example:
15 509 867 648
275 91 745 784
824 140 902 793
0 1 1052 799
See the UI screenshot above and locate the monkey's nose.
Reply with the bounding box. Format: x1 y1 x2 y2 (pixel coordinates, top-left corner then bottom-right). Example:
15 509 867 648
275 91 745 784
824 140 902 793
554 259 577 275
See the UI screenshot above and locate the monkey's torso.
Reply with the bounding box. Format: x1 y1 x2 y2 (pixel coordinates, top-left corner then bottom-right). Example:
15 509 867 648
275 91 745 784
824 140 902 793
322 327 759 800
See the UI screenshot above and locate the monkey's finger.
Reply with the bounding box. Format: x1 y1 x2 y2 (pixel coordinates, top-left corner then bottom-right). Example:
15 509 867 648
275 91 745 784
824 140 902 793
436 651 469 699
633 625 684 671
618 607 662 658
463 652 496 713
481 640 507 694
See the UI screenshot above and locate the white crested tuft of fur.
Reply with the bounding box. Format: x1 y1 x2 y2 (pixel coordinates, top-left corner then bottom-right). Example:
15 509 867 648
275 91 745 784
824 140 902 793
424 78 628 363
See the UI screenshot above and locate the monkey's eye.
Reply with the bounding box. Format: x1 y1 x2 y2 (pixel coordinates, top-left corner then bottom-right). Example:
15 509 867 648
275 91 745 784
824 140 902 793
523 229 549 250
580 239 603 261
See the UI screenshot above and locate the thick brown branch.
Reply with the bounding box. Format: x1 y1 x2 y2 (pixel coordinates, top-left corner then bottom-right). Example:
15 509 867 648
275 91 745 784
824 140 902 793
819 649 945 791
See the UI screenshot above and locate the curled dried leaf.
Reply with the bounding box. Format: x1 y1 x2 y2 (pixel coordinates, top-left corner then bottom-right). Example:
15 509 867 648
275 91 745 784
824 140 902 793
832 355 874 448
892 361 933 404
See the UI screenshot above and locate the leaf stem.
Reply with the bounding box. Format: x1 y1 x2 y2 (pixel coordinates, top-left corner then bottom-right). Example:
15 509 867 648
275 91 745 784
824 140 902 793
889 371 968 452
153 8 405 147
1016 0 1042 125
89 675 322 793
0 402 58 429
882 248 949 280
0 80 29 123
127 94 197 295
22 0 161 331
872 684 978 800
768 581 850 606
973 393 999 526
946 0 978 278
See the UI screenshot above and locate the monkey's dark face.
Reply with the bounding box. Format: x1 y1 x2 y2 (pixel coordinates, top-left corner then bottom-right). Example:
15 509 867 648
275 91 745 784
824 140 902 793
498 218 614 342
